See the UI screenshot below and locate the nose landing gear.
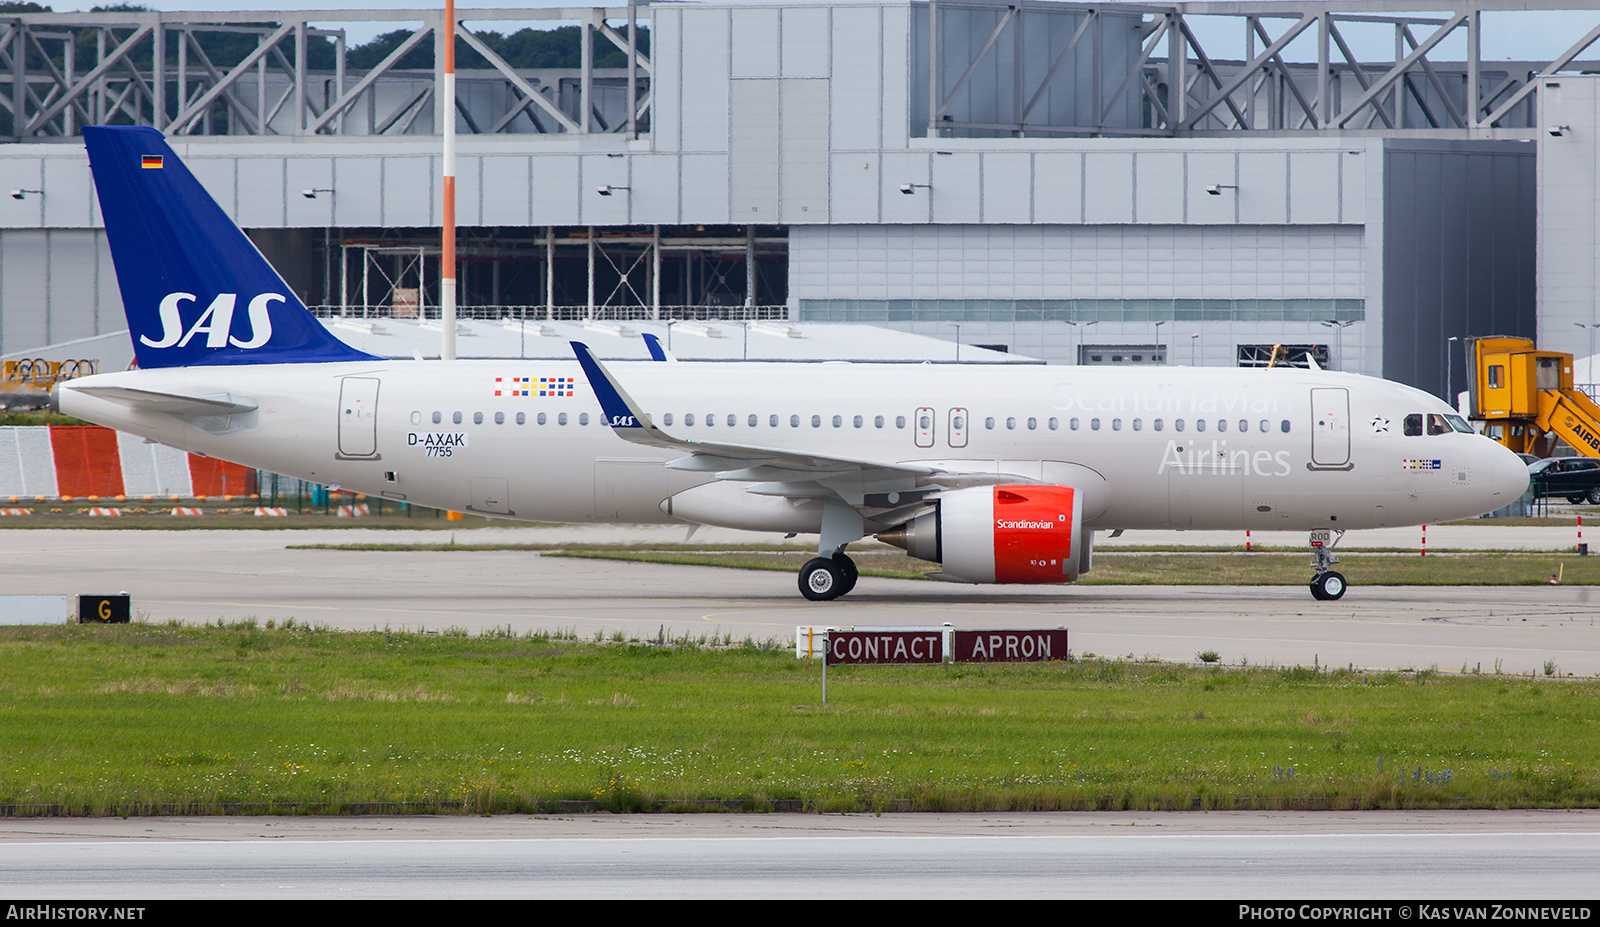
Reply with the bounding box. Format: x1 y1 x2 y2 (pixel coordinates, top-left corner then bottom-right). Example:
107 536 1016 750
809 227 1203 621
1308 528 1347 600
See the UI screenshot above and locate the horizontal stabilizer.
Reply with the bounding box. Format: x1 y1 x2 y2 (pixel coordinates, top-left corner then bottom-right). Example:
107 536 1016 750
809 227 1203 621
67 384 258 416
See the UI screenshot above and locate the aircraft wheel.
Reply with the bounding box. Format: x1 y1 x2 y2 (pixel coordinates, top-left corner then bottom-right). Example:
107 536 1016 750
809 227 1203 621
832 552 859 596
799 557 845 601
1310 571 1347 601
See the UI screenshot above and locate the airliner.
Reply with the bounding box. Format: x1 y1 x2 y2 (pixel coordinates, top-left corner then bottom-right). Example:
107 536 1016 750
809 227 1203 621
54 126 1530 602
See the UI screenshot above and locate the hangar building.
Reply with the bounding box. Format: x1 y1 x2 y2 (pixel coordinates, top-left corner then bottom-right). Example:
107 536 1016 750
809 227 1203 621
0 1 1591 400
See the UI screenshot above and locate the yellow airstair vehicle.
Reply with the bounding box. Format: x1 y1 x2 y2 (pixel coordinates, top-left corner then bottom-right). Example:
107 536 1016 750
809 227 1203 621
1467 336 1600 459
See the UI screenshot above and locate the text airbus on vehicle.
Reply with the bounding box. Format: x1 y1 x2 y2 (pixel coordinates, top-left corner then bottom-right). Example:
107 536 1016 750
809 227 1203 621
55 127 1530 601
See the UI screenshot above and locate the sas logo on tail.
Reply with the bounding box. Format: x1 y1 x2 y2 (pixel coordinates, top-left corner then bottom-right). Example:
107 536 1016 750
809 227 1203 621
141 292 282 349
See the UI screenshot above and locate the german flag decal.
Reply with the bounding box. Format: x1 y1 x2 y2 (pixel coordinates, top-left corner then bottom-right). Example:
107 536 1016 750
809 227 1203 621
140 155 163 169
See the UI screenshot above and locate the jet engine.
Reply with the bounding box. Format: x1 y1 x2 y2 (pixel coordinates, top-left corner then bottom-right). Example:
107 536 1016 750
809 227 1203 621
878 484 1086 584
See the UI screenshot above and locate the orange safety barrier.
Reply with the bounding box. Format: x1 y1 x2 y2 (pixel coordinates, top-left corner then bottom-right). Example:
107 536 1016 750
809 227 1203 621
188 455 257 498
48 425 125 499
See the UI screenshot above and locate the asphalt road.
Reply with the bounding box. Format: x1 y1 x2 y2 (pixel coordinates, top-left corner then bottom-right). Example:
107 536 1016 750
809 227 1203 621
6 526 1598 675
0 812 1596 899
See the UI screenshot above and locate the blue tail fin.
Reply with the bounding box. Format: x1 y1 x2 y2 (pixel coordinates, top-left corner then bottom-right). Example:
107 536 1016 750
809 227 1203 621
83 126 376 368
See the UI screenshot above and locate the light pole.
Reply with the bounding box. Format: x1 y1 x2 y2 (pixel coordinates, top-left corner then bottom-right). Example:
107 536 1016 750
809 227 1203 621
1064 320 1096 365
1576 322 1600 395
1190 332 1200 367
1446 335 1460 410
1154 320 1167 364
1320 319 1355 370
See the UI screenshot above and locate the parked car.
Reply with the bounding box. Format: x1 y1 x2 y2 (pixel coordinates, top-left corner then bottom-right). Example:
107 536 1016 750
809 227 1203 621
1527 457 1600 504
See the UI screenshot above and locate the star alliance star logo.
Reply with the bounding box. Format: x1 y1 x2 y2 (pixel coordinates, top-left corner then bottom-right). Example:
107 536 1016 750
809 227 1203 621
1371 416 1390 433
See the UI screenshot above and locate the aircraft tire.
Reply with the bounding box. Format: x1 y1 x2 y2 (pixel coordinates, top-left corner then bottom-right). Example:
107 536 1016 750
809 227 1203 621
1311 571 1347 601
799 557 845 601
832 552 859 596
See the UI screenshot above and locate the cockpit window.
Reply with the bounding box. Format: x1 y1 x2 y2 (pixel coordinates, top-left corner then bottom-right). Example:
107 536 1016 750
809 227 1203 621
1427 413 1452 436
1444 414 1473 434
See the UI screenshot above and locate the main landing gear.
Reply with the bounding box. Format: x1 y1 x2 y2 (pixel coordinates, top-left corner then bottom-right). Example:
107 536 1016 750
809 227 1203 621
1308 528 1347 601
799 551 858 601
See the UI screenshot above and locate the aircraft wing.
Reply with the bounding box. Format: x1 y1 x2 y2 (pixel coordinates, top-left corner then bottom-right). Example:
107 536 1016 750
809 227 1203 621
571 341 1007 505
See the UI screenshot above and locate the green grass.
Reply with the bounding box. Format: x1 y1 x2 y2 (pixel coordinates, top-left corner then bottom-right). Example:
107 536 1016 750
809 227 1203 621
0 622 1594 816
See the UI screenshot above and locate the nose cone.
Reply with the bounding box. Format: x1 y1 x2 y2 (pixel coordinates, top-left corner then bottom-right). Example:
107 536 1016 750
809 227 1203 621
1487 441 1530 504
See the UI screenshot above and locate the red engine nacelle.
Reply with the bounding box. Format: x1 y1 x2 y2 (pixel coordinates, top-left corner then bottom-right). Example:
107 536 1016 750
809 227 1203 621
879 484 1085 584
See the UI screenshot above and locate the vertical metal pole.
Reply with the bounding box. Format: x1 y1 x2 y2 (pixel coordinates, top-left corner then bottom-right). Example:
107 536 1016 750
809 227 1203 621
256 37 266 134
294 21 306 134
927 0 938 137
151 19 162 131
9 24 23 139
1465 10 1480 130
335 32 346 134
441 1 458 360
1167 12 1184 131
581 12 593 134
176 28 185 132
545 225 554 319
587 227 596 318
63 35 75 135
651 224 661 320
627 0 638 139
1316 12 1329 128
1012 5 1022 134
745 225 755 309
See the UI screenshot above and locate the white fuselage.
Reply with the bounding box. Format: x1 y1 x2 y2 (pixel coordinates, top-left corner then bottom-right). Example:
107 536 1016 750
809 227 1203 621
57 360 1529 532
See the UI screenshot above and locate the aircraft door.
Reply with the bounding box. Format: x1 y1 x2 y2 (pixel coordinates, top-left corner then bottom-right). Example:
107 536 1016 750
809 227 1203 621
1309 387 1351 470
337 376 381 460
948 408 968 448
915 407 935 448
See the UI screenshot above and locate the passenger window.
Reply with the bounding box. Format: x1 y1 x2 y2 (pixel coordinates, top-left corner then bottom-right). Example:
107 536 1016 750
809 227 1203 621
727 414 736 427
1175 419 1185 432
410 411 421 425
473 412 483 425
1027 417 1037 431
853 415 863 428
1070 418 1080 431
1153 418 1163 431
832 415 842 428
896 416 906 429
685 414 695 426
579 413 589 426
1048 417 1058 430
811 415 822 428
1238 419 1248 432
1090 418 1101 431
1404 414 1423 436
1280 420 1291 433
537 412 547 425
663 413 674 426
1196 419 1207 432
769 414 778 427
494 412 504 425
1006 417 1016 430
516 412 526 425
706 413 714 427
985 417 996 430
558 413 568 425
791 415 800 428
875 415 885 428
1111 418 1121 431
1217 419 1227 433
452 411 463 425
1258 419 1269 433
748 414 758 427
1131 418 1141 431
432 411 442 425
